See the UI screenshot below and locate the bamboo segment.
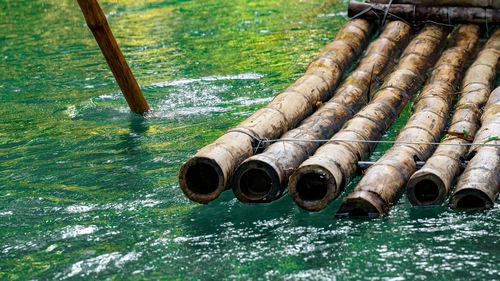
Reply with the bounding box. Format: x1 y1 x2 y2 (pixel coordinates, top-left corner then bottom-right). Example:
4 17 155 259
288 24 447 212
369 0 500 9
178 20 373 204
77 0 150 114
407 28 500 206
231 22 412 204
449 86 500 209
348 2 500 24
336 25 480 217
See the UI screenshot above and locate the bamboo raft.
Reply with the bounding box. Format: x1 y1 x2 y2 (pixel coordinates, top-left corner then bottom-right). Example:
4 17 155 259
179 0 500 216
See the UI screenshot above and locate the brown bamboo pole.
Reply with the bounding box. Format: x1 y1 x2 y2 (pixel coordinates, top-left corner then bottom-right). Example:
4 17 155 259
231 21 412 204
335 25 480 217
348 2 500 24
369 0 500 9
449 86 500 209
178 19 374 204
77 0 149 114
287 24 448 212
407 28 500 206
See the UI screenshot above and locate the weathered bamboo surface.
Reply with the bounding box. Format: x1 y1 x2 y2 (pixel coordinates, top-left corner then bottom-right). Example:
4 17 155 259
231 21 412 204
337 25 480 217
179 20 373 204
407 28 500 206
349 2 500 24
449 86 500 209
287 24 447 212
77 0 150 114
369 0 500 9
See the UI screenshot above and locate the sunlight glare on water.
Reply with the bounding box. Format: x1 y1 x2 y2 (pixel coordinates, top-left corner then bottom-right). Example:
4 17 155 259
0 0 499 280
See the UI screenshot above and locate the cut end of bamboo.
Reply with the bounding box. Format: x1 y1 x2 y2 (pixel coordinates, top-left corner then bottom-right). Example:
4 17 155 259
407 171 447 206
449 188 494 210
288 166 338 212
336 190 386 218
179 157 225 204
232 160 281 203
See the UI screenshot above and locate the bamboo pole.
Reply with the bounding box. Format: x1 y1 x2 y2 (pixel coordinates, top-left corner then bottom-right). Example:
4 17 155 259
231 21 412 204
449 86 500 209
407 28 500 206
287 24 447 211
178 20 374 204
348 2 500 24
77 0 149 114
336 25 480 217
369 0 500 9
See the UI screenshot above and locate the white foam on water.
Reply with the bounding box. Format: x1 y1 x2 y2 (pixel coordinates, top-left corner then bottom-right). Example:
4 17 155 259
317 11 347 17
62 251 141 279
61 225 98 239
65 204 96 214
0 211 13 216
145 73 263 89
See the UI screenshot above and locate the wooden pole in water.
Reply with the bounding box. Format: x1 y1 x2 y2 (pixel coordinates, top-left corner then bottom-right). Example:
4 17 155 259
231 21 412 204
449 86 500 210
336 25 480 217
179 19 374 204
288 24 448 212
77 0 150 114
407 28 500 206
348 2 500 24
369 0 500 9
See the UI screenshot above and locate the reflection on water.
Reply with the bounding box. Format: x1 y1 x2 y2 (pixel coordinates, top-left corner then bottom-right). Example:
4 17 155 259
0 0 499 279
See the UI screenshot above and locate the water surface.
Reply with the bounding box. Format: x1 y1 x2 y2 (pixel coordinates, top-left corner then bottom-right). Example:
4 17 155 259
1 0 499 280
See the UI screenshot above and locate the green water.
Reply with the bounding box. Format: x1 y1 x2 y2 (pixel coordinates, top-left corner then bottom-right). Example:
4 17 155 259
1 0 499 279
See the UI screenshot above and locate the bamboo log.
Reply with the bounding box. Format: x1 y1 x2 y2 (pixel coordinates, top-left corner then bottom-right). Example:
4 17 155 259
231 22 412 204
77 0 149 114
407 28 500 206
336 25 480 217
287 24 447 212
178 20 374 204
348 2 500 24
449 86 500 209
369 0 500 9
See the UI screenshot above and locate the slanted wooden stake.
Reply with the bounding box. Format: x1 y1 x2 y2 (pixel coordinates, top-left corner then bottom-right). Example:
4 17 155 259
77 0 149 114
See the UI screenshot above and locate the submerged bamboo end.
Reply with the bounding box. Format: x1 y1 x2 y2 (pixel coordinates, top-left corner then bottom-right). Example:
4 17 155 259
336 190 386 218
449 188 494 210
232 160 282 203
288 165 339 212
179 157 225 204
407 171 447 206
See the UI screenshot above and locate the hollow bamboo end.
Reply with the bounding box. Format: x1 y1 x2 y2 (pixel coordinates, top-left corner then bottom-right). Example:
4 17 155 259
407 171 447 206
288 166 339 212
449 188 494 210
232 160 282 204
179 157 225 204
336 190 386 218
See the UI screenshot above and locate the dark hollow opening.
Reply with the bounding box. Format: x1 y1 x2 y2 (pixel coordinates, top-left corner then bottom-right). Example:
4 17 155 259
456 195 486 209
296 173 328 201
239 169 272 200
185 163 219 194
414 179 439 204
347 207 369 217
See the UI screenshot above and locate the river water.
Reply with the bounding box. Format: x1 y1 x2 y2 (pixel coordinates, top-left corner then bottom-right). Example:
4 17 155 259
1 0 499 279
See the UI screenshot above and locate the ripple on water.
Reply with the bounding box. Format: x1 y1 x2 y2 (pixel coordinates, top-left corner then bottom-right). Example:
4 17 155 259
58 251 141 279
